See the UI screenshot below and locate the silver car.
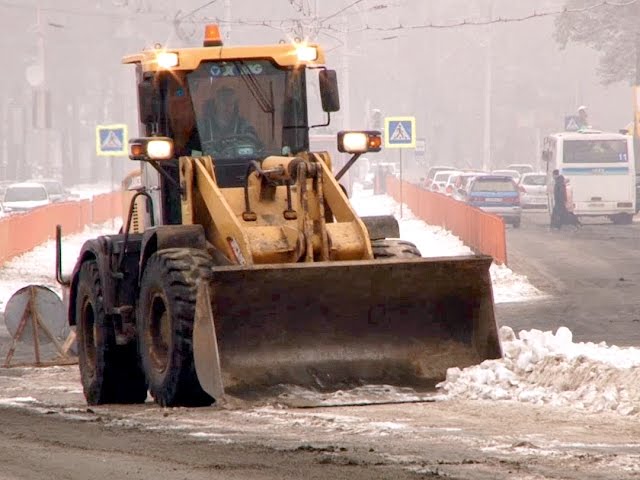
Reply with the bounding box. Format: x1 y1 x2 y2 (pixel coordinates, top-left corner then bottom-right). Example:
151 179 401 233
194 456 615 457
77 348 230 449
518 173 548 209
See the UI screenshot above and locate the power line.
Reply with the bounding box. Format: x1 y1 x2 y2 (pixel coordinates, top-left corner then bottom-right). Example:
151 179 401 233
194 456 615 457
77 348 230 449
176 0 219 22
319 0 365 24
3 0 636 42
321 0 640 34
0 0 169 22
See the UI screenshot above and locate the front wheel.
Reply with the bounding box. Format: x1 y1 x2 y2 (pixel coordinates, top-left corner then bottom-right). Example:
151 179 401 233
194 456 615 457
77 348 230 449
138 248 214 407
371 239 422 259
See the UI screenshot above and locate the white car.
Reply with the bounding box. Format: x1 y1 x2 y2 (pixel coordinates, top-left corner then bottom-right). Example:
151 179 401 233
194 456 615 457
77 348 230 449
430 170 462 194
424 165 456 189
27 178 69 203
2 182 51 212
506 163 534 176
491 169 521 182
518 172 548 209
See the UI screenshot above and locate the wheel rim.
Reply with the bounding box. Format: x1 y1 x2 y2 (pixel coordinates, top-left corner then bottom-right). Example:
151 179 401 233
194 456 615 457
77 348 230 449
81 297 96 372
148 293 171 374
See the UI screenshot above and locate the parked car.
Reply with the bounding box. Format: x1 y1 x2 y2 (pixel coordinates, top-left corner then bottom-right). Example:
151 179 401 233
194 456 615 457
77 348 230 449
451 172 485 201
27 178 68 203
518 172 548 209
506 163 535 176
466 175 522 227
0 180 15 202
2 182 51 212
491 169 521 182
430 170 462 193
424 165 456 189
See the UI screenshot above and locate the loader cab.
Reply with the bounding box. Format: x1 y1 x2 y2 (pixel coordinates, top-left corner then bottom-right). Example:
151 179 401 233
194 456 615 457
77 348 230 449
129 32 339 226
137 60 316 189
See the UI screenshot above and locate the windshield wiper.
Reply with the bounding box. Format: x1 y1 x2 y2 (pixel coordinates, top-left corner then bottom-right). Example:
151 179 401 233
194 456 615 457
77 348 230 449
233 61 275 139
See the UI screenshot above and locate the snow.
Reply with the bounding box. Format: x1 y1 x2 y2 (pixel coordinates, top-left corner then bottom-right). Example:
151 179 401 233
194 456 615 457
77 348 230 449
0 184 639 417
437 325 640 416
349 185 640 416
0 221 120 311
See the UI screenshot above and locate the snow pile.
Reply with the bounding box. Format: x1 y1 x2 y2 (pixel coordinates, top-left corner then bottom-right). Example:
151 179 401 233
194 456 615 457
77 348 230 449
490 263 542 304
0 221 121 310
438 326 640 416
68 182 114 200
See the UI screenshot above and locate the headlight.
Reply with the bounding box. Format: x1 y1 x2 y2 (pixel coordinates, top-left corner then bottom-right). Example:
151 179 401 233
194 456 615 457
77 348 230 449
129 137 174 161
147 139 173 159
337 131 382 154
156 52 179 69
296 45 318 62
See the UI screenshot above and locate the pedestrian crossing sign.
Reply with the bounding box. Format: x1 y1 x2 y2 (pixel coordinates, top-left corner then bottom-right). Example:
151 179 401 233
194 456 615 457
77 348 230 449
384 116 415 148
96 124 128 156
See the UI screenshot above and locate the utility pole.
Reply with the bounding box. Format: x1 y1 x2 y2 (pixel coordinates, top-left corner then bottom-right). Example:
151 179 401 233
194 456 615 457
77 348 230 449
224 0 232 43
34 7 50 178
482 0 494 172
634 27 640 176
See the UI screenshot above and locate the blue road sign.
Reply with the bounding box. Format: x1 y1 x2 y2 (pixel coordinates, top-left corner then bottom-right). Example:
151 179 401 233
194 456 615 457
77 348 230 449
96 124 128 156
384 116 415 148
564 115 580 132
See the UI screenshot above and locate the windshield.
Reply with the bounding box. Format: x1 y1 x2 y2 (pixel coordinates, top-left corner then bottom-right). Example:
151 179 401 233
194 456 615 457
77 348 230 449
563 139 628 164
146 63 308 189
39 181 63 195
4 186 48 202
522 175 546 186
471 179 517 192
428 167 453 180
509 165 533 174
434 172 455 182
184 60 308 187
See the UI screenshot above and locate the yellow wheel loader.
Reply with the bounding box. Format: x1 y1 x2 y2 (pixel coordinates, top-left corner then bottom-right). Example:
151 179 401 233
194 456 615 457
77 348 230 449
63 25 501 407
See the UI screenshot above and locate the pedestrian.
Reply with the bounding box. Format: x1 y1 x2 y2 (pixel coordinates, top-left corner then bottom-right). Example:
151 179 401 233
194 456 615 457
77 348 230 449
550 169 568 229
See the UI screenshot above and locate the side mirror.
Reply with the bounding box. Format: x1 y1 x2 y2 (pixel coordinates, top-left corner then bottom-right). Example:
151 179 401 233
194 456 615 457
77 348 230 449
138 78 160 124
319 70 340 113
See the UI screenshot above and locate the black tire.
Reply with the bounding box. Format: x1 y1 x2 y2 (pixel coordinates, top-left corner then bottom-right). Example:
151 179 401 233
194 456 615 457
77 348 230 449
138 248 214 407
611 213 633 225
75 260 147 405
371 239 422 259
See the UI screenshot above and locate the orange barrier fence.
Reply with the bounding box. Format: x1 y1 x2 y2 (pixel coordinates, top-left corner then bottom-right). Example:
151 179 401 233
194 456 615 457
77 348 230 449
386 176 508 264
0 191 124 266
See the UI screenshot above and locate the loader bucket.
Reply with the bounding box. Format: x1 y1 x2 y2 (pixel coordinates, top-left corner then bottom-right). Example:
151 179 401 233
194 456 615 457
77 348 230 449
194 255 501 399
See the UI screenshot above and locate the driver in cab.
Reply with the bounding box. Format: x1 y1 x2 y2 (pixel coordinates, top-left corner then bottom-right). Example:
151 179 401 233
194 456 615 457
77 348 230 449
205 86 261 151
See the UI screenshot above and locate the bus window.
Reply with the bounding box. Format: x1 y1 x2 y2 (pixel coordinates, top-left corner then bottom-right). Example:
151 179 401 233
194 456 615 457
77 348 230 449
563 139 628 164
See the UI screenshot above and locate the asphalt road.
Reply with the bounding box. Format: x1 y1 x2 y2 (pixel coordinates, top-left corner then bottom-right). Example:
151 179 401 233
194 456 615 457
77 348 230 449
496 208 640 346
3 206 640 479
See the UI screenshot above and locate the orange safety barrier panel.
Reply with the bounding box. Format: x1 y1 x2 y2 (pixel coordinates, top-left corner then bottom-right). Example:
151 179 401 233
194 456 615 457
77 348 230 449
385 176 507 264
0 191 125 267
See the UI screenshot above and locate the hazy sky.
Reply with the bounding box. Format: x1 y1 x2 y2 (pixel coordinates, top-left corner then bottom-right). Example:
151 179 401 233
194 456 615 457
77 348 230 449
0 0 631 182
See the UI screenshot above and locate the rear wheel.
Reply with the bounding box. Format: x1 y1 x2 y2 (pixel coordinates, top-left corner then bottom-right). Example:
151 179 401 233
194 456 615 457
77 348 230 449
611 213 633 225
138 248 214 407
75 260 147 405
371 239 422 259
